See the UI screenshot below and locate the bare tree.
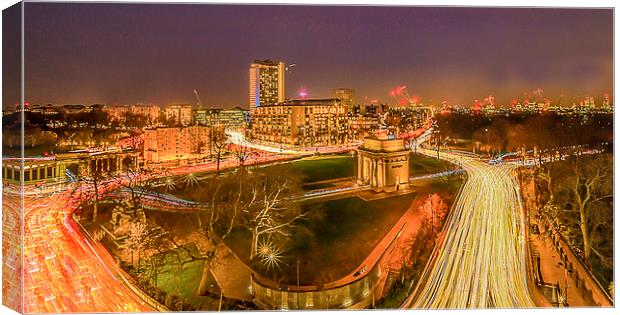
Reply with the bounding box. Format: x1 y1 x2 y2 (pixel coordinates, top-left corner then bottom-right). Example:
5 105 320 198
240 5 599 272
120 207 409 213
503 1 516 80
117 163 162 213
126 221 150 266
535 165 554 203
231 143 255 170
552 155 612 262
73 157 114 222
236 168 306 260
210 128 229 175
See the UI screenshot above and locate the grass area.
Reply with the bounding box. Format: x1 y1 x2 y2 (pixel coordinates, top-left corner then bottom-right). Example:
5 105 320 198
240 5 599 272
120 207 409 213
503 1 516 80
225 193 416 285
156 259 216 307
146 244 226 310
142 151 463 290
285 155 355 182
408 153 455 177
157 153 458 201
261 153 456 184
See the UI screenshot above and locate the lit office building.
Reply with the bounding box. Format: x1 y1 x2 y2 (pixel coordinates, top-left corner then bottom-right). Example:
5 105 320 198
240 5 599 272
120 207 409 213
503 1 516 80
219 107 250 129
333 88 355 108
249 60 285 110
193 108 210 126
348 114 379 140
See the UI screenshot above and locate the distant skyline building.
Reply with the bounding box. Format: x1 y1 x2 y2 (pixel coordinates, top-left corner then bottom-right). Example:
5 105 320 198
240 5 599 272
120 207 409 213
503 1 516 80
249 60 285 110
333 88 355 108
164 103 193 126
104 103 160 126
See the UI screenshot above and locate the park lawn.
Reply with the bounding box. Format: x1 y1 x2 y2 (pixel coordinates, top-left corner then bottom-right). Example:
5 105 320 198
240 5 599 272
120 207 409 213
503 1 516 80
225 193 416 285
153 244 221 309
288 155 355 182
160 153 457 201
408 153 454 176
291 154 456 182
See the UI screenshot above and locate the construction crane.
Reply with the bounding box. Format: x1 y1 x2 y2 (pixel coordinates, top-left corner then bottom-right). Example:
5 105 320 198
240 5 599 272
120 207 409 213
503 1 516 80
193 89 203 108
285 63 296 72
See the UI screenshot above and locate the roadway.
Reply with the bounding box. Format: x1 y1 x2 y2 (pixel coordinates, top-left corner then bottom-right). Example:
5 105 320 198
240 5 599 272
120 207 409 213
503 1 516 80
15 149 299 312
21 191 157 313
404 148 536 308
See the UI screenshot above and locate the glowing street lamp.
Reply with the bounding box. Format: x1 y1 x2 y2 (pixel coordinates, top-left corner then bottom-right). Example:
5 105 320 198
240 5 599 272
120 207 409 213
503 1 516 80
257 239 283 270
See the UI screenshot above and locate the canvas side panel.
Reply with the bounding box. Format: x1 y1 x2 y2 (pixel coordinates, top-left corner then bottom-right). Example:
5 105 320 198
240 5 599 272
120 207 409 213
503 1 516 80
2 1 24 313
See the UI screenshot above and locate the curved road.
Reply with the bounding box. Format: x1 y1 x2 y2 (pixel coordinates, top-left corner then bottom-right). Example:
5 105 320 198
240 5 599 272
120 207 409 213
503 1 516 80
13 152 293 312
21 191 156 313
405 148 535 308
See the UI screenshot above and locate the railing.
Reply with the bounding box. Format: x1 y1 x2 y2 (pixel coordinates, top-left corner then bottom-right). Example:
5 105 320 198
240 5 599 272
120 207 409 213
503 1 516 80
546 230 613 306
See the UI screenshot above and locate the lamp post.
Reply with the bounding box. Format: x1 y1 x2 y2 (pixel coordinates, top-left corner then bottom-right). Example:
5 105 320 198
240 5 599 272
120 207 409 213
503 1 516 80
433 130 440 158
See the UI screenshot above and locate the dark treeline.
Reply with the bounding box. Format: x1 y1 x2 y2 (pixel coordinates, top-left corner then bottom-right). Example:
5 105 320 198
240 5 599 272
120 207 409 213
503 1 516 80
2 109 145 155
435 113 613 155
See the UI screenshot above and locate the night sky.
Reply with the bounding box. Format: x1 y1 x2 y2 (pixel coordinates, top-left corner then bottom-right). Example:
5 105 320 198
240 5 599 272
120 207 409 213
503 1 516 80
21 3 613 108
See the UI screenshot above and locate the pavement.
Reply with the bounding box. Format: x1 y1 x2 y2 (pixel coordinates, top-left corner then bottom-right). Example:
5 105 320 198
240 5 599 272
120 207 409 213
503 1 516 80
184 231 253 301
521 181 592 307
529 233 590 306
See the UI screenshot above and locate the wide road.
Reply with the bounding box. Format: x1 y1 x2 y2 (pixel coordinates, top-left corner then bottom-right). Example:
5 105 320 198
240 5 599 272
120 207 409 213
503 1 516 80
21 191 156 313
405 148 535 308
14 150 292 312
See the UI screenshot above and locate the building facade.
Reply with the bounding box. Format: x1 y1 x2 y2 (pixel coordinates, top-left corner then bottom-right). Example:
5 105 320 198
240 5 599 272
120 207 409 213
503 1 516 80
219 107 249 129
104 104 160 126
347 114 379 140
130 104 160 125
143 126 222 163
164 103 193 126
249 60 285 110
356 136 410 193
333 88 355 108
2 149 139 186
250 98 349 147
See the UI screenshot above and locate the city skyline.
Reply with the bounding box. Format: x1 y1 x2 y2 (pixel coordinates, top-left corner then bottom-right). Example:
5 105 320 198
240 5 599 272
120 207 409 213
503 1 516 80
12 4 613 108
2 3 615 312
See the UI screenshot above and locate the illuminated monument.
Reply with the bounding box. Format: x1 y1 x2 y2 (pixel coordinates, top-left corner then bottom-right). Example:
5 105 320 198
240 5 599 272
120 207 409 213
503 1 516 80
356 132 410 193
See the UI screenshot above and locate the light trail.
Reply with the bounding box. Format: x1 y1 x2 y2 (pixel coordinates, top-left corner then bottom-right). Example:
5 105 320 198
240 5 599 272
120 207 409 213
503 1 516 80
405 148 535 308
226 130 362 155
21 192 157 313
15 148 294 312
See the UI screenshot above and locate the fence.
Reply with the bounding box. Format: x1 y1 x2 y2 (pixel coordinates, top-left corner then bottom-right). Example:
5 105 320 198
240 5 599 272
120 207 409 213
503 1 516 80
547 231 613 306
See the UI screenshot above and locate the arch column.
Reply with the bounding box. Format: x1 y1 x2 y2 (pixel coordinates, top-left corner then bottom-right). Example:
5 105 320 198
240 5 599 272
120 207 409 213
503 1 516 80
357 154 362 182
377 159 384 187
370 159 376 187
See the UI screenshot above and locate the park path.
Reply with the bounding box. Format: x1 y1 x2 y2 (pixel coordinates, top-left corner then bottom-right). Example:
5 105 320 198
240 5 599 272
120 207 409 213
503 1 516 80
184 232 253 301
521 181 592 307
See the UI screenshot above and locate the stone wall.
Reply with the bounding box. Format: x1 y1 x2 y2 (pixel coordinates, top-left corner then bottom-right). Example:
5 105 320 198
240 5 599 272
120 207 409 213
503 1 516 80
251 259 386 310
